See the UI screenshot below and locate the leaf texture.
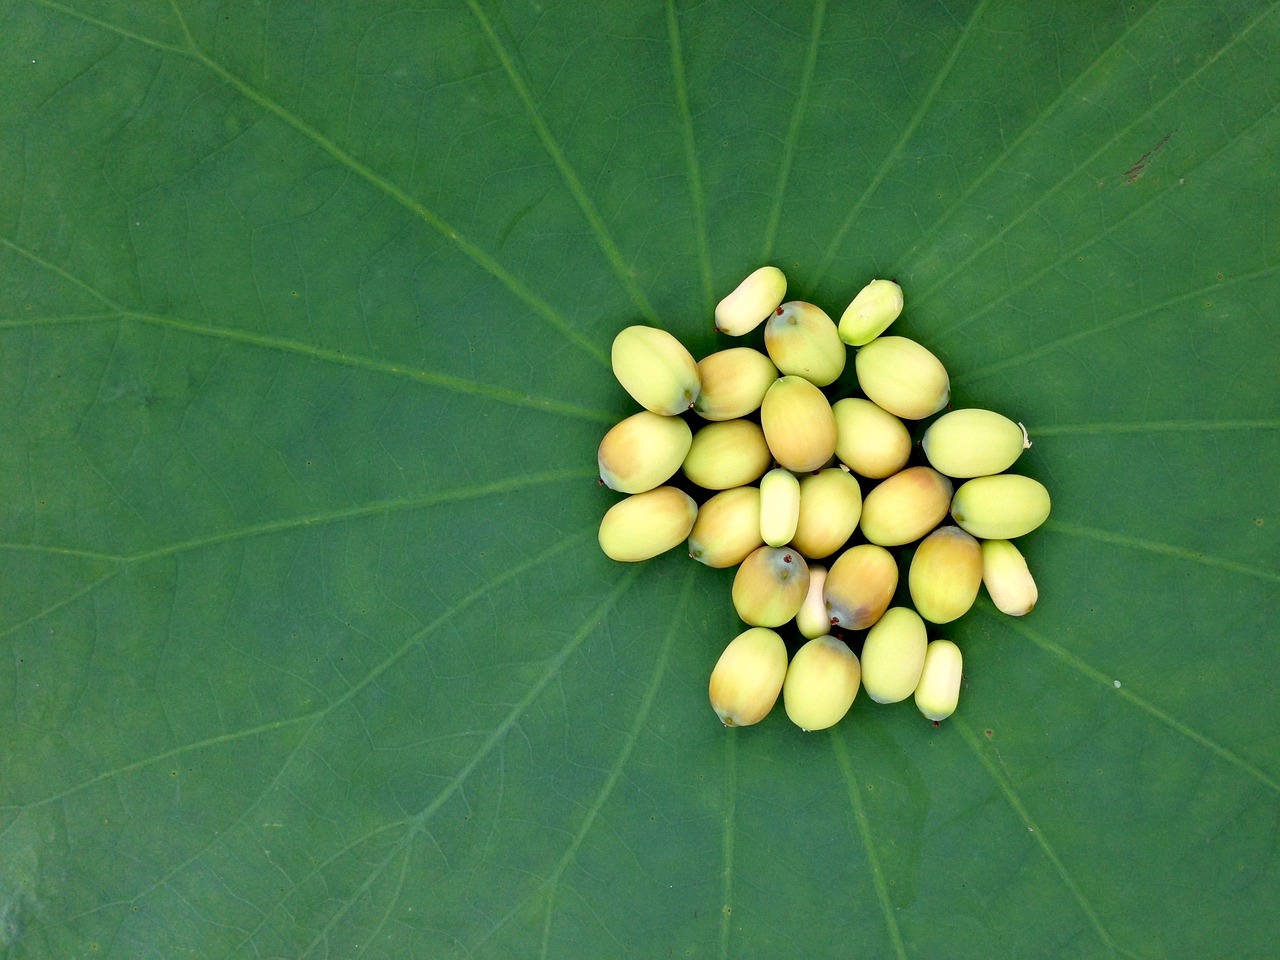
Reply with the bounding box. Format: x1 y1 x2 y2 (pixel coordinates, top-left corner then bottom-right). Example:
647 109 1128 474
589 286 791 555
1 1 1278 957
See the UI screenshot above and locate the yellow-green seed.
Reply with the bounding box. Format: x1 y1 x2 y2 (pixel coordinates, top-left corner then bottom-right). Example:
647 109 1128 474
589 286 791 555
914 639 963 722
598 486 698 562
981 538 1038 616
709 627 789 727
908 526 983 624
922 408 1029 478
694 347 778 421
760 376 837 473
715 266 787 336
838 278 904 346
854 336 950 420
732 545 810 628
783 635 861 731
764 301 846 386
597 411 693 494
832 397 912 479
687 486 764 568
950 474 1051 539
682 419 772 490
611 325 701 415
860 607 928 704
824 543 897 630
759 467 801 548
796 565 830 639
790 467 862 560
858 466 953 546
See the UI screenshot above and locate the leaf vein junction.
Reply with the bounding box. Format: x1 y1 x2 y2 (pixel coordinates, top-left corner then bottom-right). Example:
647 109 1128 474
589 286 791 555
21 0 610 367
956 717 1145 960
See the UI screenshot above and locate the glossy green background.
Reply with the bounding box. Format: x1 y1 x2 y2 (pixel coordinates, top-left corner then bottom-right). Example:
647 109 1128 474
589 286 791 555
1 0 1277 957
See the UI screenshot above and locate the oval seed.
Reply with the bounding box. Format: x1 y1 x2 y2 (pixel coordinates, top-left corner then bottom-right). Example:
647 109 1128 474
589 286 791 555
908 526 983 624
759 376 837 472
950 474 1051 539
838 278 903 346
914 639 963 722
832 397 912 479
682 419 772 490
732 545 810 628
782 635 861 731
854 336 950 420
687 486 763 568
694 347 778 421
824 543 897 630
764 301 845 386
981 539 1038 615
598 487 698 562
790 467 862 560
759 467 801 548
709 627 789 727
715 266 787 336
597 411 693 494
858 466 953 546
860 607 928 704
922 408 1028 478
610 325 701 415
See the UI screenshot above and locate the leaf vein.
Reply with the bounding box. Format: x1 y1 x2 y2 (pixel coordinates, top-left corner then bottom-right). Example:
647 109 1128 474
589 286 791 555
535 565 695 959
953 264 1280 384
891 0 1170 269
760 0 828 260
128 311 614 422
832 734 908 960
916 7 1279 319
990 605 1280 795
294 565 642 958
0 237 124 312
932 100 1280 342
463 0 657 325
1030 417 1280 437
718 727 737 960
955 717 1145 960
1043 520 1280 583
666 0 715 316
19 8 610 367
815 0 994 282
26 0 188 55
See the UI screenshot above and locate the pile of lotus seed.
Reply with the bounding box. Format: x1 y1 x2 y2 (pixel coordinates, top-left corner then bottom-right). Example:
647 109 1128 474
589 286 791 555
596 266 1048 732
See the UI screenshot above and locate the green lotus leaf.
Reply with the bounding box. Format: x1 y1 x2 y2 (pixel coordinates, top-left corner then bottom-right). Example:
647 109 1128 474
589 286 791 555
1 1 1276 957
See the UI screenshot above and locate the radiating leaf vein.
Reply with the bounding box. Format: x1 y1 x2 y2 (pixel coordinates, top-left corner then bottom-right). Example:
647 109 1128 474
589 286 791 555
23 0 609 366
933 101 1280 342
12 526 593 811
1044 520 1280 584
128 312 614 422
1030 418 1280 436
536 567 693 958
892 0 1171 269
815 0 994 282
916 7 1279 319
719 724 737 960
293 567 642 959
953 264 1280 383
832 734 908 960
464 0 658 325
955 717 1146 960
760 0 828 260
991 606 1280 795
665 0 714 315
